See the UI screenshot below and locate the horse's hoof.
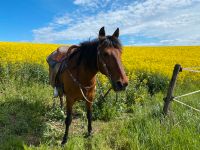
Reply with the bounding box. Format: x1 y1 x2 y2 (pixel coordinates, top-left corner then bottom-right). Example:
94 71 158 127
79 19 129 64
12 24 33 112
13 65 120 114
61 137 68 146
88 131 93 137
61 140 67 146
84 132 93 138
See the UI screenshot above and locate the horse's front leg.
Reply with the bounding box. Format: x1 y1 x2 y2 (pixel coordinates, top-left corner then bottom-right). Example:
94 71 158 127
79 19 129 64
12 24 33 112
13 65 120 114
86 102 93 136
61 101 73 145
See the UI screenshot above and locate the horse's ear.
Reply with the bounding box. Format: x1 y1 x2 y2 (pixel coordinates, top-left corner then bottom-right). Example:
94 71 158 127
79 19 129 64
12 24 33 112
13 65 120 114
112 28 119 38
99 26 105 38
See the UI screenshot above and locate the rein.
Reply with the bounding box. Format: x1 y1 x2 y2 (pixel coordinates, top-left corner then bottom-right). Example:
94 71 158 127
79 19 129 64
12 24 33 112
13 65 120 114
67 69 95 104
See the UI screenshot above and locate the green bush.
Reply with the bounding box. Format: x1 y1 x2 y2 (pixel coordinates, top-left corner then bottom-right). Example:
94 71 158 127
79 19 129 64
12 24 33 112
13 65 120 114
125 79 149 113
92 80 126 121
93 76 149 120
135 70 169 95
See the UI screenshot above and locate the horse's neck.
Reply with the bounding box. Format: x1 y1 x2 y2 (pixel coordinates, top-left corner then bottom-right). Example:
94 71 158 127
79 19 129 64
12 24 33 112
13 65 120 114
78 64 97 86
70 44 98 86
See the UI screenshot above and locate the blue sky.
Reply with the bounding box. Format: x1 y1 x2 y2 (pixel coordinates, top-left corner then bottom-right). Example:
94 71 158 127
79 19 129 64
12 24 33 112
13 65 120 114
1 0 200 45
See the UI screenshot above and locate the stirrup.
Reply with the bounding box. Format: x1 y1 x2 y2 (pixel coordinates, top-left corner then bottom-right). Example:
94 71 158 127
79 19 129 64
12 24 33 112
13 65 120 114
53 87 59 98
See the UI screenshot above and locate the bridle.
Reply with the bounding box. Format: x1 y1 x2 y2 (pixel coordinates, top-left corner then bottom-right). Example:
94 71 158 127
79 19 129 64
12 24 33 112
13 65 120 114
96 45 113 83
66 44 113 103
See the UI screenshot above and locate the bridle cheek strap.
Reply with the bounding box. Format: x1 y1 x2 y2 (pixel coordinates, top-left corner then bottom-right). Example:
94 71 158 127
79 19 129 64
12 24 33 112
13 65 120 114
97 49 112 82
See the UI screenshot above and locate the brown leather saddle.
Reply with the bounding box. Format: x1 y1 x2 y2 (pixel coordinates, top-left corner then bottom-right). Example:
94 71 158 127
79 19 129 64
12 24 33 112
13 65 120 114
47 45 79 87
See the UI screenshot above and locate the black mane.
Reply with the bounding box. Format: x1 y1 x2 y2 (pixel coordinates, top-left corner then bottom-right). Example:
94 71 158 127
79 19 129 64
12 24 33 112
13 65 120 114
69 36 122 70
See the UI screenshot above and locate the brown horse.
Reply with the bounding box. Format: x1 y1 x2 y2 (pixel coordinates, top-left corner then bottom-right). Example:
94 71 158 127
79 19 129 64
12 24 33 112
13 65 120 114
58 27 128 145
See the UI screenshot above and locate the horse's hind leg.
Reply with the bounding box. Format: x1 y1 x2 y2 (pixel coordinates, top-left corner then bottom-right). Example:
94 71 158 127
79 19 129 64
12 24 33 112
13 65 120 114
59 96 64 109
61 101 73 145
58 86 64 109
52 97 56 109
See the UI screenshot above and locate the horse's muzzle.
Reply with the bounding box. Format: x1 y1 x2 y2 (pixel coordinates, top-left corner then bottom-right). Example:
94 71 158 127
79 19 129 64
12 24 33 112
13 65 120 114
112 80 128 91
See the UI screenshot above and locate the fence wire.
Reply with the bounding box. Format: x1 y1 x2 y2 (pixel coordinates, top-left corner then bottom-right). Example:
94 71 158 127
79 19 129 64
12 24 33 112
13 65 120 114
182 67 200 73
174 90 200 99
184 66 200 69
173 98 200 113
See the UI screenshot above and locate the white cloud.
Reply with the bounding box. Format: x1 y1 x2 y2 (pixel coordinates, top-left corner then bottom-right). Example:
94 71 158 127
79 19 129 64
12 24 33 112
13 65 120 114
53 15 73 25
33 0 200 45
74 0 94 5
73 0 111 8
74 0 96 6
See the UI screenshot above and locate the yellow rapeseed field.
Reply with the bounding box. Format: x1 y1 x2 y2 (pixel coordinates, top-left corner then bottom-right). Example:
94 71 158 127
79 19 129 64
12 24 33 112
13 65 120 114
0 42 200 80
122 46 200 79
0 42 59 67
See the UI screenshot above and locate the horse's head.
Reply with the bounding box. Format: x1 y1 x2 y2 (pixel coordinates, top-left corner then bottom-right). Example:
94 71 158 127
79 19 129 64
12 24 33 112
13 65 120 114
97 27 128 91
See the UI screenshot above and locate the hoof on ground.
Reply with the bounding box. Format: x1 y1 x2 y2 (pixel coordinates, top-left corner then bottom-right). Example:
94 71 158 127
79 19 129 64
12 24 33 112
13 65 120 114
84 132 93 138
61 138 68 146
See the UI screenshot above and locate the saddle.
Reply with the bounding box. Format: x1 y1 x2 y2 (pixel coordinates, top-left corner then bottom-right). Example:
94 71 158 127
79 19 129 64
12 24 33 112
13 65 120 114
47 45 79 87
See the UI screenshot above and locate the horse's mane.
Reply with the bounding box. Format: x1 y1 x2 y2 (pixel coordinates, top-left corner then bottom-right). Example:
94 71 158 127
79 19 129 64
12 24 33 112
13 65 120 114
69 36 122 70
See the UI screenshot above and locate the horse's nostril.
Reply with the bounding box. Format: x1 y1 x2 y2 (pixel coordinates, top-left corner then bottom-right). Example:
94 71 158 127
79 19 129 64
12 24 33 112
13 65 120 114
114 81 128 91
116 81 123 89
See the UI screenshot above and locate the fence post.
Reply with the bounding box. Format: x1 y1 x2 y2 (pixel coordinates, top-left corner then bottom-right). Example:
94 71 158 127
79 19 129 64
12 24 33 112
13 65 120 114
163 64 182 115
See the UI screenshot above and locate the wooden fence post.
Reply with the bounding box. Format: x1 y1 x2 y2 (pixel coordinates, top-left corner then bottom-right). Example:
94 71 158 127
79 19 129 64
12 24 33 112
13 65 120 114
163 64 182 115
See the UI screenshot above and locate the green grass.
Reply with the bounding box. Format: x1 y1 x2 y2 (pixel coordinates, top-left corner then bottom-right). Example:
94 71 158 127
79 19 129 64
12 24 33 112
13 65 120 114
0 64 200 150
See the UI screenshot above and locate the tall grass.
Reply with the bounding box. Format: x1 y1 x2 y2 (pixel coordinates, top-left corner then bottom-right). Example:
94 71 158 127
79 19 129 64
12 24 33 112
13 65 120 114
0 63 200 150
